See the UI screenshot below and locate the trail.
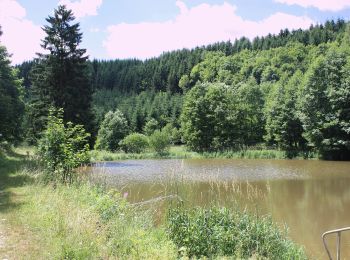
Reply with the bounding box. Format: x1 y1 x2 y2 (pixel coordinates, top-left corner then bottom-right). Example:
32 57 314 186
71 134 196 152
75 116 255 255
0 218 8 260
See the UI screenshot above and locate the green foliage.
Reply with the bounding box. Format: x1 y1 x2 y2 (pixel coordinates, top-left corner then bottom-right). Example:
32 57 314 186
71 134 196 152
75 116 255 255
300 47 350 159
188 42 311 86
119 133 149 153
181 82 264 151
149 130 171 155
90 145 200 161
236 78 265 145
265 71 306 150
167 206 307 259
181 83 238 152
15 19 350 159
95 110 129 151
0 43 24 144
178 74 191 92
143 118 159 136
163 123 182 145
28 5 94 143
38 108 90 184
93 89 183 132
18 20 346 94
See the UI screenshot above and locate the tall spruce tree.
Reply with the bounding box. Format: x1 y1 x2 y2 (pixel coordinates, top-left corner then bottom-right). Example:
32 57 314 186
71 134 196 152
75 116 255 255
28 5 94 143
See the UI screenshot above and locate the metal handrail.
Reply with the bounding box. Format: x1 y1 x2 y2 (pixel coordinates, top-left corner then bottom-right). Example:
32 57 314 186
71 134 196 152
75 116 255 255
322 227 350 260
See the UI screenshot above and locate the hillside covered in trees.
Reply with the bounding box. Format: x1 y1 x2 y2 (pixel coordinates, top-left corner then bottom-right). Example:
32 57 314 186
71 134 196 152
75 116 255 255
10 18 350 159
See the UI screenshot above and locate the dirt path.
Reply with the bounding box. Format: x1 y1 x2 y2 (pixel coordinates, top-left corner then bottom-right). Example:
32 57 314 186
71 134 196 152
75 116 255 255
0 220 4 247
0 218 9 260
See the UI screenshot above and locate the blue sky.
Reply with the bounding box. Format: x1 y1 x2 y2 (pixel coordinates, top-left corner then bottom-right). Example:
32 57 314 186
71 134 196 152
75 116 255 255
0 0 349 64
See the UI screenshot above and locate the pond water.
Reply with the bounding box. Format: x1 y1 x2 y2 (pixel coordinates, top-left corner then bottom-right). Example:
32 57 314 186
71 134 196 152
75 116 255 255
86 159 350 259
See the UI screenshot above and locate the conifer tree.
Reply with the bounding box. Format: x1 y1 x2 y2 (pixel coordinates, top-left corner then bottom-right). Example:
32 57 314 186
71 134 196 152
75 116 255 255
28 5 94 142
0 26 24 144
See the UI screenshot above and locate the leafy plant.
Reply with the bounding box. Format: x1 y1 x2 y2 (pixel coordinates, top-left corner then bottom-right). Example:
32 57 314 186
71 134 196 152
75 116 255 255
143 118 159 136
95 110 129 151
149 130 170 155
38 108 90 184
119 133 149 153
167 206 306 259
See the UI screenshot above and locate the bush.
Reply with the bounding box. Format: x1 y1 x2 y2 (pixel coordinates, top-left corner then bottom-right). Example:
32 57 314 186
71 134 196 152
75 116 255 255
143 118 159 136
163 123 182 145
119 133 149 153
167 206 306 259
95 110 129 151
149 130 170 155
38 108 90 184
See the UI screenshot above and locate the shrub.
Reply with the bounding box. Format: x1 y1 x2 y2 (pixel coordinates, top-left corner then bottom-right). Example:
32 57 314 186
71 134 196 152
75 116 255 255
167 206 306 259
95 110 129 151
143 118 159 136
119 133 149 153
38 108 90 184
149 130 170 155
163 123 182 145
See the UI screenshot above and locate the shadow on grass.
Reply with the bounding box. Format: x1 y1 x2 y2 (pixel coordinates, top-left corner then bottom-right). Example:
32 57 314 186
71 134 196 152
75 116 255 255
0 150 35 213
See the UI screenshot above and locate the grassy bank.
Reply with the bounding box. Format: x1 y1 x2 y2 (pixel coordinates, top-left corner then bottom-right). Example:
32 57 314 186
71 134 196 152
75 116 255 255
0 149 176 259
0 148 307 259
90 145 201 161
90 145 318 161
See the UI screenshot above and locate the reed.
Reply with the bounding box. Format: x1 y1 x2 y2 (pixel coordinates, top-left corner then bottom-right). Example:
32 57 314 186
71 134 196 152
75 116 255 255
90 146 319 162
167 206 307 259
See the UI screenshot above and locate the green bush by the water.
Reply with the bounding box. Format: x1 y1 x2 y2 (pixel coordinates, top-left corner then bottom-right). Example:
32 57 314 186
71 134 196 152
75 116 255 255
167 206 307 259
149 130 171 155
95 109 129 151
119 133 149 153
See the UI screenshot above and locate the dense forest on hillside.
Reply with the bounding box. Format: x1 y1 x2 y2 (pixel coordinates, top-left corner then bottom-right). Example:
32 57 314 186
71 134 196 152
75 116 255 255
6 18 350 159
18 19 346 93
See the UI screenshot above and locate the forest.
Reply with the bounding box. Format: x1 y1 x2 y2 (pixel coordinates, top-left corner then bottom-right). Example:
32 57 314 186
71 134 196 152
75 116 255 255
2 10 350 159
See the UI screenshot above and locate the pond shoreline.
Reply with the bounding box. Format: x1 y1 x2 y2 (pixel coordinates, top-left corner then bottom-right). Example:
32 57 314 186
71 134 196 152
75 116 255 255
86 157 350 259
90 146 319 162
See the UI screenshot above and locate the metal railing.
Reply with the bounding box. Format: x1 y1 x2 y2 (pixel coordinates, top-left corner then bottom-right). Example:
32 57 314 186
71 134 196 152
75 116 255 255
322 227 350 260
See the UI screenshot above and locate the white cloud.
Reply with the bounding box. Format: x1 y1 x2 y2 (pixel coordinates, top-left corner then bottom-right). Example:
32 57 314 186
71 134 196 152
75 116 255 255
275 0 350 12
103 1 314 60
59 0 103 18
89 27 100 33
0 0 44 64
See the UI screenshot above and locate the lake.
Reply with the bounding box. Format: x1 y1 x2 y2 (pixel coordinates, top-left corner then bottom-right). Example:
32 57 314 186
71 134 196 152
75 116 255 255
85 159 350 259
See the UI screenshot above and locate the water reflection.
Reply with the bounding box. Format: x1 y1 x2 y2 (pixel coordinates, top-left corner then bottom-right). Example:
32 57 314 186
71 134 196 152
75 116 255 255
85 159 350 259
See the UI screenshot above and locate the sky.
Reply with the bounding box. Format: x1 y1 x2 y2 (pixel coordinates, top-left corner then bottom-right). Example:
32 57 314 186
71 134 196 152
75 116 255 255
0 0 349 64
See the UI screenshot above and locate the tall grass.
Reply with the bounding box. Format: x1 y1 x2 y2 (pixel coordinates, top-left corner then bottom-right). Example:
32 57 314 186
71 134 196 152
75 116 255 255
90 146 200 161
3 178 177 259
90 146 318 162
167 206 307 259
0 148 176 259
202 149 318 160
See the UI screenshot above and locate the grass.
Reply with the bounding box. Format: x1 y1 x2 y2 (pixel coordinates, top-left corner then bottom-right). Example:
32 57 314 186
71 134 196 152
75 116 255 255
90 145 318 162
90 145 201 161
167 206 307 259
201 149 318 160
0 148 176 259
